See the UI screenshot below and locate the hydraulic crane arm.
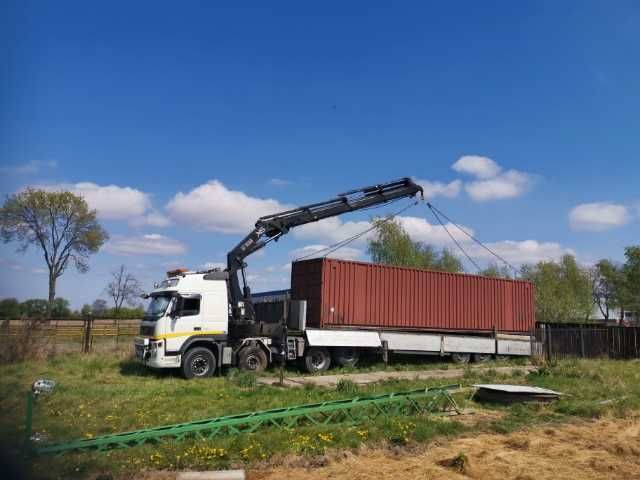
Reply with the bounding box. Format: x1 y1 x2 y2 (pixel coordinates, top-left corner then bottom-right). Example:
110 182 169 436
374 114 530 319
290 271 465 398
226 177 423 321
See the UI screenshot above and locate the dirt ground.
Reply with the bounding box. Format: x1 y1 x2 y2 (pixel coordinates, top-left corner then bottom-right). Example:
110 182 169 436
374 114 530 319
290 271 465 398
250 416 640 480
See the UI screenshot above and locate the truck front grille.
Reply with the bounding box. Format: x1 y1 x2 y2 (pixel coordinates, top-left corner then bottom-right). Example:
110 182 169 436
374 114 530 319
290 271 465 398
139 325 155 336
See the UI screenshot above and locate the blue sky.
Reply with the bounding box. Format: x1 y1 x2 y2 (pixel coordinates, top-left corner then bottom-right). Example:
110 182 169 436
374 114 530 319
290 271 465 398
1 1 639 308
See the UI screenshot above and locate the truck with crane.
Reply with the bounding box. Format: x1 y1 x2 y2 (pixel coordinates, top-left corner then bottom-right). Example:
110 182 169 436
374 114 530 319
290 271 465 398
134 178 533 378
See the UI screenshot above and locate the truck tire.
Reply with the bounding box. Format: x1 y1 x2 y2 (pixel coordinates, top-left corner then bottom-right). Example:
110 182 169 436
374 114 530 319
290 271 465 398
332 347 360 367
472 353 492 363
451 353 471 364
182 347 216 379
238 346 268 372
303 347 331 373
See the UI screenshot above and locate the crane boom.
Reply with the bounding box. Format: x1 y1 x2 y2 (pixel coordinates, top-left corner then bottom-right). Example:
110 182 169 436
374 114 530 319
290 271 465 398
226 177 423 321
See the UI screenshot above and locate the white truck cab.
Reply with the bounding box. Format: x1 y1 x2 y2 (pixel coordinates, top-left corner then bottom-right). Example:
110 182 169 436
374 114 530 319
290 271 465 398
134 269 229 376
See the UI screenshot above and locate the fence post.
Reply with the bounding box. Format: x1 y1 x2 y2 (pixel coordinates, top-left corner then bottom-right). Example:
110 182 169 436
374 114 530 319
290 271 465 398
82 317 93 354
382 340 389 365
580 328 585 358
545 327 552 362
115 319 120 350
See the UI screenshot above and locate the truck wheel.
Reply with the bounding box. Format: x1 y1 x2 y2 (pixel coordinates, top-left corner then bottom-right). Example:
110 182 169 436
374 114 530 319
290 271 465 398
451 353 471 364
472 353 492 363
182 347 216 379
332 347 360 367
238 346 268 372
304 347 331 373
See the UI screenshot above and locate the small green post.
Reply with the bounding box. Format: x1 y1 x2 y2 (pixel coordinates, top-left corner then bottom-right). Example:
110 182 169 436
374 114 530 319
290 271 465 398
23 390 34 454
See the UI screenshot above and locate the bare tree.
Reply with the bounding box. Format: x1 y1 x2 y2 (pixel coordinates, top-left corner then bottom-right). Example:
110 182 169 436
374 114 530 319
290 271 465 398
106 265 143 313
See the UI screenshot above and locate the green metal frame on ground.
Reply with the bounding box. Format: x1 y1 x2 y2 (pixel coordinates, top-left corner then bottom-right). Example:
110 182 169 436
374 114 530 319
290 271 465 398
33 385 460 456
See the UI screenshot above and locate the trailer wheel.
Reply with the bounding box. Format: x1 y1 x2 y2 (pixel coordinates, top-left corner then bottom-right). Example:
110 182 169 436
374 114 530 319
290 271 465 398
451 353 471 364
472 353 492 363
182 347 216 379
303 347 331 373
332 347 360 367
238 346 268 372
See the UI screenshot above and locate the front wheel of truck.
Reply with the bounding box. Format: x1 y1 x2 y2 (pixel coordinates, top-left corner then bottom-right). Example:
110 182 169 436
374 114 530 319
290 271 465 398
182 346 216 379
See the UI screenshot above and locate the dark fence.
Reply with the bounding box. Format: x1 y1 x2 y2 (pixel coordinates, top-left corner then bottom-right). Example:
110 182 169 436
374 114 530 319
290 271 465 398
533 324 640 360
0 318 141 361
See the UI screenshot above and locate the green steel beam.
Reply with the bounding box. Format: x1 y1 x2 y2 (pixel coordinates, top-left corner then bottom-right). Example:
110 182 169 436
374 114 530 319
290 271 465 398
35 385 460 456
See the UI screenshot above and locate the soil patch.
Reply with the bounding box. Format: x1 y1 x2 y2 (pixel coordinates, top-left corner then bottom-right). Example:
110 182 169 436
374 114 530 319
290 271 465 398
249 416 640 480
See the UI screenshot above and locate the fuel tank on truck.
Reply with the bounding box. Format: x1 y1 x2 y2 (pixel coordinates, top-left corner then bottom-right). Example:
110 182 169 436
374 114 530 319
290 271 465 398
291 258 535 334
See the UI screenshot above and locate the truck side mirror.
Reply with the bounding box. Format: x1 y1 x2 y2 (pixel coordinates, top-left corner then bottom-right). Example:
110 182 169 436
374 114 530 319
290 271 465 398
170 298 180 318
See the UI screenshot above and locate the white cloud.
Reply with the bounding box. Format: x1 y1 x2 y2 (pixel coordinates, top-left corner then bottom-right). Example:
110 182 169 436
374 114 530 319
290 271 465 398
268 178 291 187
452 155 501 179
105 234 187 256
289 244 364 261
34 182 152 221
293 217 373 245
1 160 57 175
464 170 533 201
166 180 292 234
569 202 631 231
397 216 473 246
293 215 473 249
451 155 534 202
415 179 461 199
129 211 172 228
468 240 574 265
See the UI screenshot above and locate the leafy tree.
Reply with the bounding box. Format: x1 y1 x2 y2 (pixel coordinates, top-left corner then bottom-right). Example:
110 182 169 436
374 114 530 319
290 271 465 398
51 297 71 318
0 298 21 319
620 246 640 316
106 306 145 319
20 299 49 319
520 255 592 323
105 265 143 313
0 189 108 317
91 299 108 316
479 262 514 279
367 219 463 272
591 259 624 321
80 304 92 317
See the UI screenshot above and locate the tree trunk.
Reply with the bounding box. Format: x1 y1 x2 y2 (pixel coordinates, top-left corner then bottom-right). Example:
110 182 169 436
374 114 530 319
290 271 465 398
47 273 56 319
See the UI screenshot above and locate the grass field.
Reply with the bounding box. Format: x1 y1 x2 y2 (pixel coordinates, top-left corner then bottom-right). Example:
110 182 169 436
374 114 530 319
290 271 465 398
1 354 639 479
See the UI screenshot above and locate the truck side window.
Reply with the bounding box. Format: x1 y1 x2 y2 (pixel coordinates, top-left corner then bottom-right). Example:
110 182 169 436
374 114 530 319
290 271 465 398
180 297 200 316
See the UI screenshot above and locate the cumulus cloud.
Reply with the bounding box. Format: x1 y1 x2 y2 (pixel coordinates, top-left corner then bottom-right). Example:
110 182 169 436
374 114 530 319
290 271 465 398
129 211 172 228
34 182 153 221
166 180 292 234
293 217 373 245
468 240 574 265
569 202 631 231
293 215 473 249
464 170 533 201
451 155 534 202
289 244 364 261
105 234 187 256
452 155 501 179
415 179 461 199
397 216 472 246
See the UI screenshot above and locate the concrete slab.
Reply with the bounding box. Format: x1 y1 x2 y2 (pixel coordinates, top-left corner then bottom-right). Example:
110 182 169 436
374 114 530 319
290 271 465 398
177 470 245 480
257 365 537 388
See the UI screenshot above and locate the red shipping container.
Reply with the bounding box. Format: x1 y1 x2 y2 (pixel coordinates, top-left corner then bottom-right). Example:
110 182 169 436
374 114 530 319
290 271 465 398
291 258 535 334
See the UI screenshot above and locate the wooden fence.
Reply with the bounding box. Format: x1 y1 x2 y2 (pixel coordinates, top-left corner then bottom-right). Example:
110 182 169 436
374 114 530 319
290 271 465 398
533 324 640 360
0 318 141 357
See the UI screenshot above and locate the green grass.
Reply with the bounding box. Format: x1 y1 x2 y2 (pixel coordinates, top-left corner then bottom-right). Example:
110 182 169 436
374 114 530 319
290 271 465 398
1 355 639 479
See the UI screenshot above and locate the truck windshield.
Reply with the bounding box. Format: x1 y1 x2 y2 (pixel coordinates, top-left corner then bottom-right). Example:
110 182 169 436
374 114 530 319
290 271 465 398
145 295 172 320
